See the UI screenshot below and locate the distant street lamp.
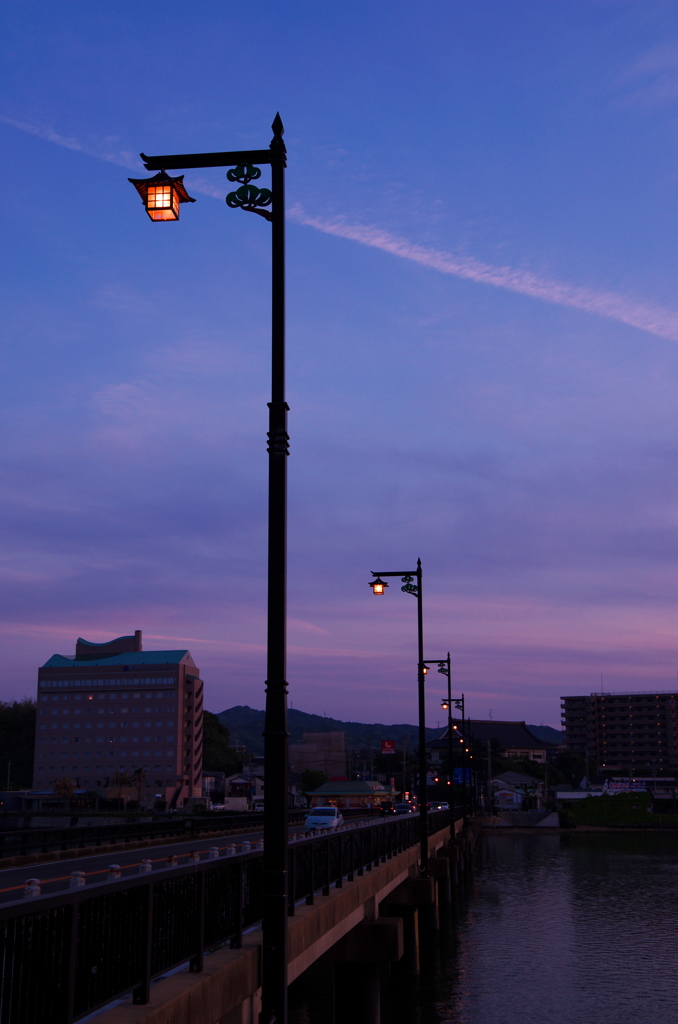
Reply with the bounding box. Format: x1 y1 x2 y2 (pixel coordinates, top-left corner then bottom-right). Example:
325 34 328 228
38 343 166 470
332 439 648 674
368 559 429 874
128 116 289 1024
424 653 452 808
449 694 468 819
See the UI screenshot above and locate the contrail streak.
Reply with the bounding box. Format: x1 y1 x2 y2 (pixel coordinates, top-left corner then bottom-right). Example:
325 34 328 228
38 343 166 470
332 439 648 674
4 113 677 341
291 209 678 343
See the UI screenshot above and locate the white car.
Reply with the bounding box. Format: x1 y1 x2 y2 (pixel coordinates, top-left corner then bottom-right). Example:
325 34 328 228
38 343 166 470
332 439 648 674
304 806 344 833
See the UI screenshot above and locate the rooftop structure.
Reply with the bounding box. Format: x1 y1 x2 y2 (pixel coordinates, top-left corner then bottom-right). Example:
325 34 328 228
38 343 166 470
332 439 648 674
429 719 550 764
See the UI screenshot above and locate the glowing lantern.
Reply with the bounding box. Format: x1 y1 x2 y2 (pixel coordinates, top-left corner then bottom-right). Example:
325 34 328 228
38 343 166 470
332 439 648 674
128 170 195 222
369 576 389 595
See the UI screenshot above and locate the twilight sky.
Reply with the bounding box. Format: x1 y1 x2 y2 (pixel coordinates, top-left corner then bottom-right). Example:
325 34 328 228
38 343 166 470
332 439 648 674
2 2 678 730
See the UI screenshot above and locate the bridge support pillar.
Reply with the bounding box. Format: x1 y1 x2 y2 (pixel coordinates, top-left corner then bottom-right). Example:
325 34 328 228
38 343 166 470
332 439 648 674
429 854 451 908
323 918 404 1024
379 877 434 976
380 905 419 975
335 962 381 1024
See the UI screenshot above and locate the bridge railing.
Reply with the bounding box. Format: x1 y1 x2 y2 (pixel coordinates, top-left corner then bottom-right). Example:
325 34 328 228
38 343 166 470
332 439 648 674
0 809 455 1024
0 811 313 860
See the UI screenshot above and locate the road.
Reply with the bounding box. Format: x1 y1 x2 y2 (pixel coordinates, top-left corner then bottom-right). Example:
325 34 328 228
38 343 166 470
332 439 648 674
0 822 312 904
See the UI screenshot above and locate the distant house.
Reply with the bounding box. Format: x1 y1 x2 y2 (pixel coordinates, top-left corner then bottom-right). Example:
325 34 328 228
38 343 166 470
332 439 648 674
223 770 306 809
428 720 551 765
492 771 547 809
492 786 524 810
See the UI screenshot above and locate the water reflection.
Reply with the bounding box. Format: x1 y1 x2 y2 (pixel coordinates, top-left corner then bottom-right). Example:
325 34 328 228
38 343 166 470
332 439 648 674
418 832 678 1024
290 832 678 1024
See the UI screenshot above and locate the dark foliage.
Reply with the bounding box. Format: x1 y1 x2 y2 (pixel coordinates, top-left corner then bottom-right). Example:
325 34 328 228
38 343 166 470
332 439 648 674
0 698 36 788
300 769 328 794
203 710 241 775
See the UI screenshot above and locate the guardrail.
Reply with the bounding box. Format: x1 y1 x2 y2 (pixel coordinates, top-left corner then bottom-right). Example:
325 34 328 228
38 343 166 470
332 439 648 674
0 809 453 1024
0 812 308 861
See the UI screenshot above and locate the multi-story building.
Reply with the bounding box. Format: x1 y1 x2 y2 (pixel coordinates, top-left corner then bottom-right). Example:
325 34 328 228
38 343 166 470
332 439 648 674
561 691 678 770
33 631 203 807
289 732 347 779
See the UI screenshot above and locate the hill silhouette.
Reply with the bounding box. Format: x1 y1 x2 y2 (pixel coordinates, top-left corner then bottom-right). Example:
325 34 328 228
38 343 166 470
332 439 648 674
216 705 561 756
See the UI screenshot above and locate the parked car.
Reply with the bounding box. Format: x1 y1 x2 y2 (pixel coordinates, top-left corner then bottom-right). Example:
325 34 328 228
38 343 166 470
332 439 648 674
304 806 344 833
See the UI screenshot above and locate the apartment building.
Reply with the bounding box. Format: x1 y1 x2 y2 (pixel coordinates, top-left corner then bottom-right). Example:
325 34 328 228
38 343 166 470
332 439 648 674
33 630 203 806
561 691 678 770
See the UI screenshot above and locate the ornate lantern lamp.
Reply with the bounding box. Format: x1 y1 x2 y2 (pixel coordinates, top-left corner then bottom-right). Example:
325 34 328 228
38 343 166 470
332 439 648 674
128 170 196 221
368 576 389 595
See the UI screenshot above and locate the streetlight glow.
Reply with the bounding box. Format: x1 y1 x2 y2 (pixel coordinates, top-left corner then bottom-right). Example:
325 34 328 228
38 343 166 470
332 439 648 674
369 576 389 595
128 169 195 221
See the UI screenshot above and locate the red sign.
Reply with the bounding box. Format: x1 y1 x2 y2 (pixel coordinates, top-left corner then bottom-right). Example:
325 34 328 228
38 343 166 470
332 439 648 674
381 740 396 755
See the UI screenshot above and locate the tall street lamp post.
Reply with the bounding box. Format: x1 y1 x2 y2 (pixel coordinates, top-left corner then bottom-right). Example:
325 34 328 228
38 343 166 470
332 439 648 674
426 654 453 809
129 116 289 1024
368 559 429 875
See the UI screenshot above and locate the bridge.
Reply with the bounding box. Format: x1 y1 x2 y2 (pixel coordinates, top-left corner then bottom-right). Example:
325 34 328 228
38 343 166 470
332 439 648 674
0 809 478 1024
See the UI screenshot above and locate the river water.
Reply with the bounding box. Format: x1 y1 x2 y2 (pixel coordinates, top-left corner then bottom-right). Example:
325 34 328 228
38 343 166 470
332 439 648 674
290 830 678 1023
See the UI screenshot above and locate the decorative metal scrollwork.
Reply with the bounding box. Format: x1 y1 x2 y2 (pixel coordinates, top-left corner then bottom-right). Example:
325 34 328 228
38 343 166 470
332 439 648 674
400 574 419 597
226 164 273 220
437 661 449 676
